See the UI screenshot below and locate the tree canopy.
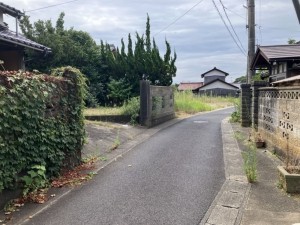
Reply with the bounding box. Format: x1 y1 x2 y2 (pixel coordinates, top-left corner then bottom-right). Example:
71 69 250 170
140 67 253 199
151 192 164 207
19 13 177 106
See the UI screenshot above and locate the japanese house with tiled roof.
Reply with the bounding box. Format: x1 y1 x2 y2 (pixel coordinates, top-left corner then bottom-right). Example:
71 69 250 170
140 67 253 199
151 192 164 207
0 2 51 70
251 44 300 83
198 67 238 96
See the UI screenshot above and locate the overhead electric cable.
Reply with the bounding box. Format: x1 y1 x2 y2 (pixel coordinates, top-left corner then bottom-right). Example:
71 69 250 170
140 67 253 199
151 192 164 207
154 0 205 36
219 0 246 53
212 0 246 56
223 7 245 19
25 0 81 13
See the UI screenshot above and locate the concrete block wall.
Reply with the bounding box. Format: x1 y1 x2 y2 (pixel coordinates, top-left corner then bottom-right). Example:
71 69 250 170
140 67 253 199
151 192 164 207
140 80 175 128
258 86 300 160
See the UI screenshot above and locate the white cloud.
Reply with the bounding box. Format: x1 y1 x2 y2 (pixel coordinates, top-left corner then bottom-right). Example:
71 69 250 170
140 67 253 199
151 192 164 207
2 0 300 84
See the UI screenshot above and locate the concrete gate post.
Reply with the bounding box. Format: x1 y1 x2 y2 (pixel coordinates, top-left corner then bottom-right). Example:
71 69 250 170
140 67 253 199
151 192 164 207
140 80 151 127
251 81 268 129
241 84 252 127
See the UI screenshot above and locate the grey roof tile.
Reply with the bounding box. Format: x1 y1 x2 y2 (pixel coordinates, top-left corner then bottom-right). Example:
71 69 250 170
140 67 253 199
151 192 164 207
0 27 51 52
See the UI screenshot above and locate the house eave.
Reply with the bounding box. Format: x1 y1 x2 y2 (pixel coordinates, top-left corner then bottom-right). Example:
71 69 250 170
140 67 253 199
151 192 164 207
0 3 24 19
0 37 50 52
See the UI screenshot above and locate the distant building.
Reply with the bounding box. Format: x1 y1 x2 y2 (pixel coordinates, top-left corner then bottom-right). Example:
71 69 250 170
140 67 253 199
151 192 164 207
198 67 238 96
177 82 203 93
201 67 229 84
251 44 300 83
0 2 51 71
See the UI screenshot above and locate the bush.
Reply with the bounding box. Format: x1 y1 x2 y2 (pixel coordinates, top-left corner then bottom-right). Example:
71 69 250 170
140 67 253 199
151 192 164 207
230 98 241 122
121 97 140 124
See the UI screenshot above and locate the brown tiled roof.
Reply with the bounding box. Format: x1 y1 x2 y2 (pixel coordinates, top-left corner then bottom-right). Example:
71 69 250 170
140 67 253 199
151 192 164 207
259 45 300 60
0 2 24 18
251 44 300 69
178 82 203 91
0 27 51 52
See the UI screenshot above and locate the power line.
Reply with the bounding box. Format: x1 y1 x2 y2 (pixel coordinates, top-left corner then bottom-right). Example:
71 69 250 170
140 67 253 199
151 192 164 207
25 0 81 13
154 0 205 36
219 0 246 53
223 6 245 19
212 0 246 56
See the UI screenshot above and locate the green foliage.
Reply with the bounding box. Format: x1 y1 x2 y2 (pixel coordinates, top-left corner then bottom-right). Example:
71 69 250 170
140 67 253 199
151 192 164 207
0 67 86 192
288 38 298 44
174 91 212 113
234 76 246 83
21 165 48 196
19 13 177 106
252 72 263 81
121 97 140 124
242 144 257 183
230 98 241 123
107 79 132 106
174 91 236 114
234 72 262 83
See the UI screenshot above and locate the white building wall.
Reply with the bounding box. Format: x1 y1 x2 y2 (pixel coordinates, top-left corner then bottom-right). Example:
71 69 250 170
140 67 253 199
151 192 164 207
204 70 226 77
200 81 237 91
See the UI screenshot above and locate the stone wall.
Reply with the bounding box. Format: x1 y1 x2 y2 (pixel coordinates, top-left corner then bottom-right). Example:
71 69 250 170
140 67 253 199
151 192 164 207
258 86 300 160
140 80 175 128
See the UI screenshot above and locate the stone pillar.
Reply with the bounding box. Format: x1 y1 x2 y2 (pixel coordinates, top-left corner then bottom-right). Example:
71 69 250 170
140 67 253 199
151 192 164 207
241 84 252 127
251 81 268 129
140 80 151 127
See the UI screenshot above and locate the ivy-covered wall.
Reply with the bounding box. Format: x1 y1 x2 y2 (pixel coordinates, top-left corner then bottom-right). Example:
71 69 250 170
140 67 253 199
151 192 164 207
0 67 86 191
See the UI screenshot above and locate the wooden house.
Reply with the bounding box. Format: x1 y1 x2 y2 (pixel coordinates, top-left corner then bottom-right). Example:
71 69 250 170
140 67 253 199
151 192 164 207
198 67 238 96
201 67 229 84
0 2 51 71
251 45 300 83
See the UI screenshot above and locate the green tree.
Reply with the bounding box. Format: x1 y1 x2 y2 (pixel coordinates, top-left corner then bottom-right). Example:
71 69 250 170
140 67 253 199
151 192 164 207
234 76 247 83
107 79 132 105
288 38 297 44
19 13 177 106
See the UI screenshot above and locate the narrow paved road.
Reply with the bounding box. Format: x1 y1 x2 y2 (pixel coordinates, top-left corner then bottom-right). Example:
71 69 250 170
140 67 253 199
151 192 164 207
23 108 232 225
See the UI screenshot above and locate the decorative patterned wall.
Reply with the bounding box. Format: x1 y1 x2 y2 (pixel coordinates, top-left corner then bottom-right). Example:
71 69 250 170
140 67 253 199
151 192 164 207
258 87 300 159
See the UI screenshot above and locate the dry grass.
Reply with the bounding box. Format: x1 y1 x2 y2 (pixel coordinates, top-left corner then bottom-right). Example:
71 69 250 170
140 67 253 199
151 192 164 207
84 107 123 116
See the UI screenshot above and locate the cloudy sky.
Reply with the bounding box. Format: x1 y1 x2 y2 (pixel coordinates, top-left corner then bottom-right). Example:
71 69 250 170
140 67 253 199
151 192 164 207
3 0 300 83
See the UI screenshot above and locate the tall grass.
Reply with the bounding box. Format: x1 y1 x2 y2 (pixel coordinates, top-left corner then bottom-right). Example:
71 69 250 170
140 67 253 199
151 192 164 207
84 97 140 124
85 92 237 117
175 91 236 114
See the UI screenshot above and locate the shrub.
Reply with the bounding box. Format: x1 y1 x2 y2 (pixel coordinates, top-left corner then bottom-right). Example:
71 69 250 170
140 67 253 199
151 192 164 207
121 97 140 124
230 98 241 122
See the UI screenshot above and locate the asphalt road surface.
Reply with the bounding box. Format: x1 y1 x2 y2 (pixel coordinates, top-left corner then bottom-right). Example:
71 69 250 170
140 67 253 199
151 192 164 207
23 108 233 225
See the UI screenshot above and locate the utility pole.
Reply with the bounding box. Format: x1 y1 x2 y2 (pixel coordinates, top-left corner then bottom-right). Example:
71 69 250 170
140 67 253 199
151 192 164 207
246 0 255 84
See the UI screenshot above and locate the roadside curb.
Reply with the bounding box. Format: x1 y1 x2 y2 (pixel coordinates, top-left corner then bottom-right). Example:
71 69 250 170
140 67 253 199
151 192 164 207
200 118 251 225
